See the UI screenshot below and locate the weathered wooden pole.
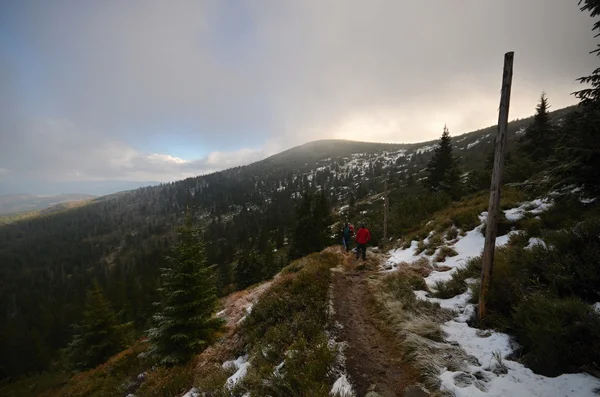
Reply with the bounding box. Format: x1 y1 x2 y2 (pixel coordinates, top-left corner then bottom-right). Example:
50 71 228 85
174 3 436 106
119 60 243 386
478 51 514 320
383 180 389 241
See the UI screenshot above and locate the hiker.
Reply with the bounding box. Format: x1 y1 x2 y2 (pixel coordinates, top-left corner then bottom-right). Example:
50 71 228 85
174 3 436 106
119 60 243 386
355 223 371 261
341 222 354 252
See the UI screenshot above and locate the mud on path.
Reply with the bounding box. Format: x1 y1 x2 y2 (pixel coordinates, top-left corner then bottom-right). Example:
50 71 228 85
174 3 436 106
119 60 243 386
332 250 422 397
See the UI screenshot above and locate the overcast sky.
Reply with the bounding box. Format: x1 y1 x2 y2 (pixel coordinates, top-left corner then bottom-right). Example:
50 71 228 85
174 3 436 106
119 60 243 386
0 0 597 195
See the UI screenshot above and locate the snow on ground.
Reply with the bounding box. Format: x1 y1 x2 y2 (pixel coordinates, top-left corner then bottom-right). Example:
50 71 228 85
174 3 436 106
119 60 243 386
503 197 553 221
415 144 436 154
330 374 354 396
181 387 200 397
467 139 481 149
385 202 600 396
223 355 250 389
385 219 516 288
525 237 546 249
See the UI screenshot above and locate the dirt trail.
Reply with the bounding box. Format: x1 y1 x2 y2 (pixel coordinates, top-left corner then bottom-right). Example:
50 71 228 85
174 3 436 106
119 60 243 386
332 250 424 397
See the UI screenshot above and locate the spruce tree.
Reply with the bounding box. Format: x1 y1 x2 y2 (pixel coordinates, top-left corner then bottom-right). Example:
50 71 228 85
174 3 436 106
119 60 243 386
519 93 554 161
64 283 131 371
288 190 332 260
146 213 223 366
235 249 264 289
425 125 462 197
574 0 600 106
551 1 600 193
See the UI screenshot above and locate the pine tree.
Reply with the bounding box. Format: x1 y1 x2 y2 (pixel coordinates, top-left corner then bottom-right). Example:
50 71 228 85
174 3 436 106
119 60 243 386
146 213 224 366
574 0 600 106
550 1 600 193
64 283 131 371
288 190 332 260
235 249 264 289
519 93 555 162
425 125 462 197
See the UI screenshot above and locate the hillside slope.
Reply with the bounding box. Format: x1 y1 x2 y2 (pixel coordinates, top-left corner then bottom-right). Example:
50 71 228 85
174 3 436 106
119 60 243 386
0 106 576 380
0 193 95 215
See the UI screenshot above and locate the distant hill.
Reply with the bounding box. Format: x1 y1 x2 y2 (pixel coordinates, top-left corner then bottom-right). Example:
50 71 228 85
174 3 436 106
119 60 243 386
0 193 96 215
0 105 577 380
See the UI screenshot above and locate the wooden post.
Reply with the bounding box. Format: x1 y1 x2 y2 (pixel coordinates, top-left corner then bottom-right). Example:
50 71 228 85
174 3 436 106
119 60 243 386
478 52 514 320
383 179 389 241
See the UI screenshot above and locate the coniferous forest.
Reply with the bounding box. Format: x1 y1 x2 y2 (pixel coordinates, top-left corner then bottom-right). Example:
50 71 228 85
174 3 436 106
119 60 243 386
1 1 600 390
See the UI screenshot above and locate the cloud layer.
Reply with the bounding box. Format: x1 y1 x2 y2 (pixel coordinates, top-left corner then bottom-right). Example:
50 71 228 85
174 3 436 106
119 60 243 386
0 0 597 194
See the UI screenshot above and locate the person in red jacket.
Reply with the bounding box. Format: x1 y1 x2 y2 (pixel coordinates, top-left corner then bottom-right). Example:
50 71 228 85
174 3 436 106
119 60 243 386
355 222 371 261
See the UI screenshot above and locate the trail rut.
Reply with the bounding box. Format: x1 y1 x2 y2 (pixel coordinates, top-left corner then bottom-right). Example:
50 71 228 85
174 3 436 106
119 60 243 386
332 251 424 397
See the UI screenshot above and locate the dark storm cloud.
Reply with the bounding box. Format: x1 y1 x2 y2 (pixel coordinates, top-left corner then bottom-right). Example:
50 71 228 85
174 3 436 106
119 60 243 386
0 0 596 193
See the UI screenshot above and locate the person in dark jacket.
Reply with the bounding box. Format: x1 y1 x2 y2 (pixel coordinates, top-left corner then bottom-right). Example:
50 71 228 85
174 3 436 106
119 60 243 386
341 222 354 252
355 223 371 261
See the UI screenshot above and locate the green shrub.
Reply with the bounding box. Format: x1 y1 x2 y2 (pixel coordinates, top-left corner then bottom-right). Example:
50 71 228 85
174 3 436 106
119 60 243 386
481 213 514 237
512 293 600 376
235 252 340 396
445 226 459 241
539 196 588 230
516 216 543 237
432 258 481 299
450 208 481 231
407 274 428 291
424 233 443 256
257 335 336 397
433 246 458 263
543 220 600 301
136 363 195 397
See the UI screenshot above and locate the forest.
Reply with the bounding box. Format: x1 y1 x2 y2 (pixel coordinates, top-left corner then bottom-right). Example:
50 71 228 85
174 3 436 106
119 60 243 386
1 0 599 387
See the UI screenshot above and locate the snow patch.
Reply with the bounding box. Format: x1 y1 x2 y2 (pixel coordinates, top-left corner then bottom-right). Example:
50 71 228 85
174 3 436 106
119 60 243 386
181 387 200 397
525 237 546 250
415 144 436 154
503 198 553 221
386 203 600 396
330 374 355 396
467 139 481 149
223 355 250 389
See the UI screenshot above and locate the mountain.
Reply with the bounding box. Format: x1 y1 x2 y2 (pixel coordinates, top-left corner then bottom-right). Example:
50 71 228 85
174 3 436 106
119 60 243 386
0 193 96 215
0 180 162 197
0 105 578 380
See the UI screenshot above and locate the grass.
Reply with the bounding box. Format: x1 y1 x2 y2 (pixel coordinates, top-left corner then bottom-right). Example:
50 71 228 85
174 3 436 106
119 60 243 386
373 270 455 391
191 251 343 397
398 187 527 251
432 256 481 299
19 342 152 397
433 246 458 263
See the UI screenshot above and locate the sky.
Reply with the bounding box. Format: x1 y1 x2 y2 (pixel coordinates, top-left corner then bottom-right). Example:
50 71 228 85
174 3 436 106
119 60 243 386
0 0 597 195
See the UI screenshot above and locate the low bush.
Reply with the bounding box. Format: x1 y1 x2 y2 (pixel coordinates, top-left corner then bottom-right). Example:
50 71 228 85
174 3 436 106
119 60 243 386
424 233 443 256
445 226 459 241
432 258 481 299
480 212 514 237
512 293 600 376
433 245 458 263
471 218 600 375
539 195 589 230
38 342 150 397
234 251 340 396
515 216 542 237
136 362 195 397
450 208 481 231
